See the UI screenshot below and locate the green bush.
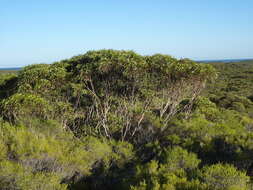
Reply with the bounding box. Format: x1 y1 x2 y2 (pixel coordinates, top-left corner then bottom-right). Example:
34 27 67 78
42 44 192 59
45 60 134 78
201 164 250 190
0 122 135 188
161 146 201 172
130 147 200 190
0 160 67 190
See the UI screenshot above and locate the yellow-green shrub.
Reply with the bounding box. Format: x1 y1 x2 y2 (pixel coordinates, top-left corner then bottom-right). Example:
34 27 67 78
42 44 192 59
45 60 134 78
0 160 67 190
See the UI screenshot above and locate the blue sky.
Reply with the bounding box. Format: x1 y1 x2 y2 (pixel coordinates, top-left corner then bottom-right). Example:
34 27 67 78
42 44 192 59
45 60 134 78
1 0 253 67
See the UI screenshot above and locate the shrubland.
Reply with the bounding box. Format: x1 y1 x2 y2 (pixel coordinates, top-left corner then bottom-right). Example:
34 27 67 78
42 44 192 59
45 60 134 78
0 50 252 190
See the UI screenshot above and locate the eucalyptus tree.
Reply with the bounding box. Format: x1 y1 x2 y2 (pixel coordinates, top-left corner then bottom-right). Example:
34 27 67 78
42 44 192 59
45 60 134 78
1 50 216 144
64 50 216 143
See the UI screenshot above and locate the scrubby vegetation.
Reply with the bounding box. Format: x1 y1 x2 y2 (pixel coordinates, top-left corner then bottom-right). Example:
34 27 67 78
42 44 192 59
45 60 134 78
0 50 253 190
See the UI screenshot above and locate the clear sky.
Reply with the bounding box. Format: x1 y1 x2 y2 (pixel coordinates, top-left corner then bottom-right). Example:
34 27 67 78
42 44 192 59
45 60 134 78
1 0 253 67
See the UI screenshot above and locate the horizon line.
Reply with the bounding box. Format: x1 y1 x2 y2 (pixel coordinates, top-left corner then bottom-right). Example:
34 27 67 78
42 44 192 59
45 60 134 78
1 58 253 69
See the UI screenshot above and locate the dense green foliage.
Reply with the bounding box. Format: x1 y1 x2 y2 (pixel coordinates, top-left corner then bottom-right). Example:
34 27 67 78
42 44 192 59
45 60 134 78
0 51 252 189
